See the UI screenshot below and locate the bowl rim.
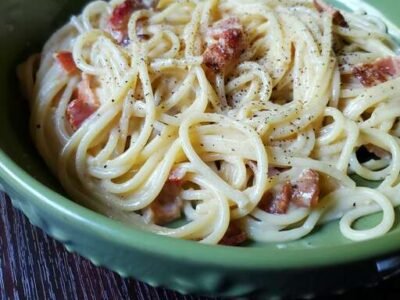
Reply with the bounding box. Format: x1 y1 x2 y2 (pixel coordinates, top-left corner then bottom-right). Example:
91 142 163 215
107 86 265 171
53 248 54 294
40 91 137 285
1 147 400 270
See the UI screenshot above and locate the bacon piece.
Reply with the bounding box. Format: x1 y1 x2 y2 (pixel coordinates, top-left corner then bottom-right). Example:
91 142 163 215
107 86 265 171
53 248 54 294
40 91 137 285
353 57 400 87
203 17 246 73
206 17 243 40
109 1 135 31
148 183 183 225
108 0 136 44
66 74 99 131
54 51 77 74
259 182 292 214
291 169 320 208
76 74 98 105
219 222 247 246
365 144 391 159
259 169 320 214
108 0 157 44
66 99 98 131
168 167 186 186
314 0 348 27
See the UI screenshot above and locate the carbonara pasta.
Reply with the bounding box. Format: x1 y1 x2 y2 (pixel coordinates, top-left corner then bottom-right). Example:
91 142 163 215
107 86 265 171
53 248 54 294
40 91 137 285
18 0 400 245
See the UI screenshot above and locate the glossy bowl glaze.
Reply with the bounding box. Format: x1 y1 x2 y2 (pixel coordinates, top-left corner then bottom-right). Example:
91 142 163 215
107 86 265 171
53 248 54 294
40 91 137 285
1 0 400 298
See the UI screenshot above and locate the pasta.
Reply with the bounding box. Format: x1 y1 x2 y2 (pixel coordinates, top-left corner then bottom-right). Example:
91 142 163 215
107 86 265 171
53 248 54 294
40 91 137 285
18 0 400 245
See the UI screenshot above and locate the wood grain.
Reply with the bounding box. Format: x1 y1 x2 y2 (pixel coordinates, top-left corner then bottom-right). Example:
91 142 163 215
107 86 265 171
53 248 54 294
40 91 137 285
0 192 216 300
1 191 400 300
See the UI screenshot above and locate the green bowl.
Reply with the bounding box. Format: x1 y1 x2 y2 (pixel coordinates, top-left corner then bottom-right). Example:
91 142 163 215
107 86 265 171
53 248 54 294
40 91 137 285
2 0 400 298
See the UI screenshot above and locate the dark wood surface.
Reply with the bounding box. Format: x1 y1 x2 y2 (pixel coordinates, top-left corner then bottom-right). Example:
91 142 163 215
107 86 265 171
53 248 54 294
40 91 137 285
1 191 400 300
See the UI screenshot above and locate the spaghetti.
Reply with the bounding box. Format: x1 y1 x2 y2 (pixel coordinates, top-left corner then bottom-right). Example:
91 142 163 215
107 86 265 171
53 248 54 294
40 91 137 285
18 0 400 245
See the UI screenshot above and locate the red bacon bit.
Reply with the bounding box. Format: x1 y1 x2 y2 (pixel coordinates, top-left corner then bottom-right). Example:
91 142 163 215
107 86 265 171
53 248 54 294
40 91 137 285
108 0 156 44
353 57 400 87
206 17 243 40
259 169 321 214
148 183 183 225
219 222 247 246
108 1 135 44
203 17 246 73
109 1 134 31
66 99 98 131
66 74 99 131
365 144 391 159
291 169 320 208
168 168 186 186
259 182 292 214
76 74 97 105
135 18 150 41
54 51 78 74
314 0 348 27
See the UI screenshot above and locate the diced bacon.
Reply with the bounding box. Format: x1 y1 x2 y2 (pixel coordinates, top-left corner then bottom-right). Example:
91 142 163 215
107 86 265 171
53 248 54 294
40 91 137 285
66 74 99 131
66 99 98 131
259 169 321 214
109 1 134 31
259 182 292 214
352 57 400 87
54 51 78 74
291 169 320 208
314 0 348 27
168 167 186 186
147 183 183 225
206 17 243 40
219 222 247 246
204 44 229 72
108 0 156 44
76 74 98 105
203 17 246 73
365 144 391 159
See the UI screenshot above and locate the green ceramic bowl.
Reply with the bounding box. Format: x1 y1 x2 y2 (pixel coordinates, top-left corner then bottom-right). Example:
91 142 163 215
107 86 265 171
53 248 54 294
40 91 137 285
2 0 400 298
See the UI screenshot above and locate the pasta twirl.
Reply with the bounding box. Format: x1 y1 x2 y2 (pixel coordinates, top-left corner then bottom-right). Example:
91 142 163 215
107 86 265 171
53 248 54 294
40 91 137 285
18 0 400 245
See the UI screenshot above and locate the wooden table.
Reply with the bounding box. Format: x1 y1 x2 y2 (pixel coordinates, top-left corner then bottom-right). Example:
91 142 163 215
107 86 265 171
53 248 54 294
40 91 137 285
1 191 399 300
